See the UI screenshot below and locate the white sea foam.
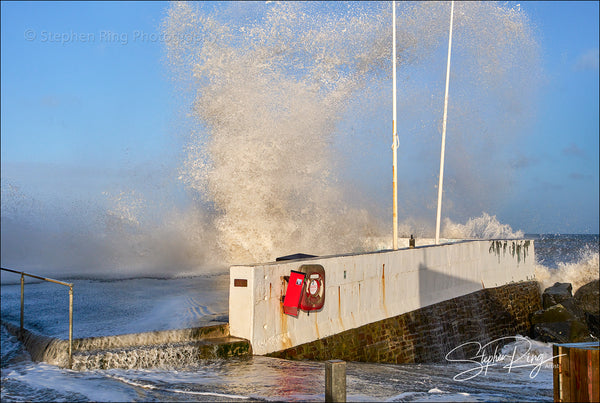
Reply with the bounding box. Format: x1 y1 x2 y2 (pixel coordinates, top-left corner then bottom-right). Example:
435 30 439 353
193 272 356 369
535 246 599 292
107 374 251 400
500 335 553 359
442 213 524 239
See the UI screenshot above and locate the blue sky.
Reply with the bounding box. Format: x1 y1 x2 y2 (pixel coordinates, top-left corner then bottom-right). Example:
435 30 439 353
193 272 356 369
1 1 598 235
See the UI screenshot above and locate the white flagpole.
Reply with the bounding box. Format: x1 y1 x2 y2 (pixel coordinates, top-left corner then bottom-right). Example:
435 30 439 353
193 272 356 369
435 0 454 245
392 0 399 250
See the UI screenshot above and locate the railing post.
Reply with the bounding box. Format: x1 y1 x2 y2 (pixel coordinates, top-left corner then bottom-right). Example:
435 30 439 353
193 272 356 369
20 273 24 331
2 268 75 369
69 285 73 369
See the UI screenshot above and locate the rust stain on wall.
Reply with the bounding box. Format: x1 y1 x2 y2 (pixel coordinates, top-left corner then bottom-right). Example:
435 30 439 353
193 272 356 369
382 264 388 316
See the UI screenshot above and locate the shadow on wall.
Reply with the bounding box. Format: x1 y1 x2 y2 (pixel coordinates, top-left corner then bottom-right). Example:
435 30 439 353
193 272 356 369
415 255 534 361
415 254 480 359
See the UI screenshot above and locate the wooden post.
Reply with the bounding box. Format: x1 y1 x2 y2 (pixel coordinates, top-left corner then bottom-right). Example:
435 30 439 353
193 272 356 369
590 349 599 402
553 342 599 402
325 360 346 402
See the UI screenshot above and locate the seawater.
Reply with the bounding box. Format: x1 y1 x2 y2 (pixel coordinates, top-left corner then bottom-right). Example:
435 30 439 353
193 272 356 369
0 2 593 401
2 234 597 402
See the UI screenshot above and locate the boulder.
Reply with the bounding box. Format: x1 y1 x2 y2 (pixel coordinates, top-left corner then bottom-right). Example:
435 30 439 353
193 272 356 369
585 312 600 338
560 297 586 321
542 282 573 309
531 303 597 343
573 280 600 338
531 303 576 324
574 279 599 315
533 320 592 344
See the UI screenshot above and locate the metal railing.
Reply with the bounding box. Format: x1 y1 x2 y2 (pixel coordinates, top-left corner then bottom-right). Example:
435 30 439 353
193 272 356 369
1 267 74 368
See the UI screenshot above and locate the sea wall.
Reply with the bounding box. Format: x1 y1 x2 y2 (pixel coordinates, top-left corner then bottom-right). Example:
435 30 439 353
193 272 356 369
268 281 541 362
229 239 536 356
2 321 70 366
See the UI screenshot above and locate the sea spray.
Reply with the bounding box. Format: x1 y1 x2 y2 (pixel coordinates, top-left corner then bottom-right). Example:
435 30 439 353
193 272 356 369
442 213 524 239
535 245 599 292
0 2 542 275
0 180 222 278
164 1 541 263
162 2 393 263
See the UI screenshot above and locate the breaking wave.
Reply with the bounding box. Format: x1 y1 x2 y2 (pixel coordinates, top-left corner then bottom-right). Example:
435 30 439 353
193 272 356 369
535 245 599 293
163 1 539 264
1 1 541 275
442 213 524 239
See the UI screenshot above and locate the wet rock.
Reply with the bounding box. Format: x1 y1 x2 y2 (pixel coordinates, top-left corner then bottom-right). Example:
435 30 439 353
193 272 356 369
574 279 599 315
560 297 586 321
531 303 576 324
572 280 600 338
533 320 592 344
531 303 597 343
542 282 573 309
585 312 600 338
532 281 600 343
533 322 570 343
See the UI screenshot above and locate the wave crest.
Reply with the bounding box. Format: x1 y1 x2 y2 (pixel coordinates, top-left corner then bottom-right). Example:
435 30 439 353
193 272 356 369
442 213 524 239
535 246 599 293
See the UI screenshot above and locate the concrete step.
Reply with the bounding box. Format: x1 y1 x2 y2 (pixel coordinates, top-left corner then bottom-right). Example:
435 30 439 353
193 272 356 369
2 321 251 370
71 336 251 370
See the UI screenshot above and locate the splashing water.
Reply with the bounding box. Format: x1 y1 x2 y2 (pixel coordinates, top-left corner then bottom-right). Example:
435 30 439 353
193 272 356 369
442 213 524 239
1 2 541 275
535 243 599 293
163 1 540 264
162 2 394 263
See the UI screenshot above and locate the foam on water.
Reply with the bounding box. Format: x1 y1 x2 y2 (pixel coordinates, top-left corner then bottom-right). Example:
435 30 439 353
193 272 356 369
0 323 554 402
535 244 599 292
0 275 230 339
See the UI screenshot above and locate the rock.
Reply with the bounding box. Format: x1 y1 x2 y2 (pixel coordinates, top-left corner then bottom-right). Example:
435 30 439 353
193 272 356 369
531 303 597 343
533 320 593 343
531 303 577 324
560 297 586 321
574 279 599 315
533 322 568 343
585 312 599 338
542 282 573 309
565 320 594 342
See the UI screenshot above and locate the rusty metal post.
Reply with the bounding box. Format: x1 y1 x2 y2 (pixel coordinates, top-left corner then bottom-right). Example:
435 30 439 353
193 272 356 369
20 273 24 331
325 360 346 402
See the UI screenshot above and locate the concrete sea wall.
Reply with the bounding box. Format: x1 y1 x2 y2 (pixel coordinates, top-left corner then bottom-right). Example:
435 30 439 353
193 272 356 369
268 281 541 363
229 239 536 356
